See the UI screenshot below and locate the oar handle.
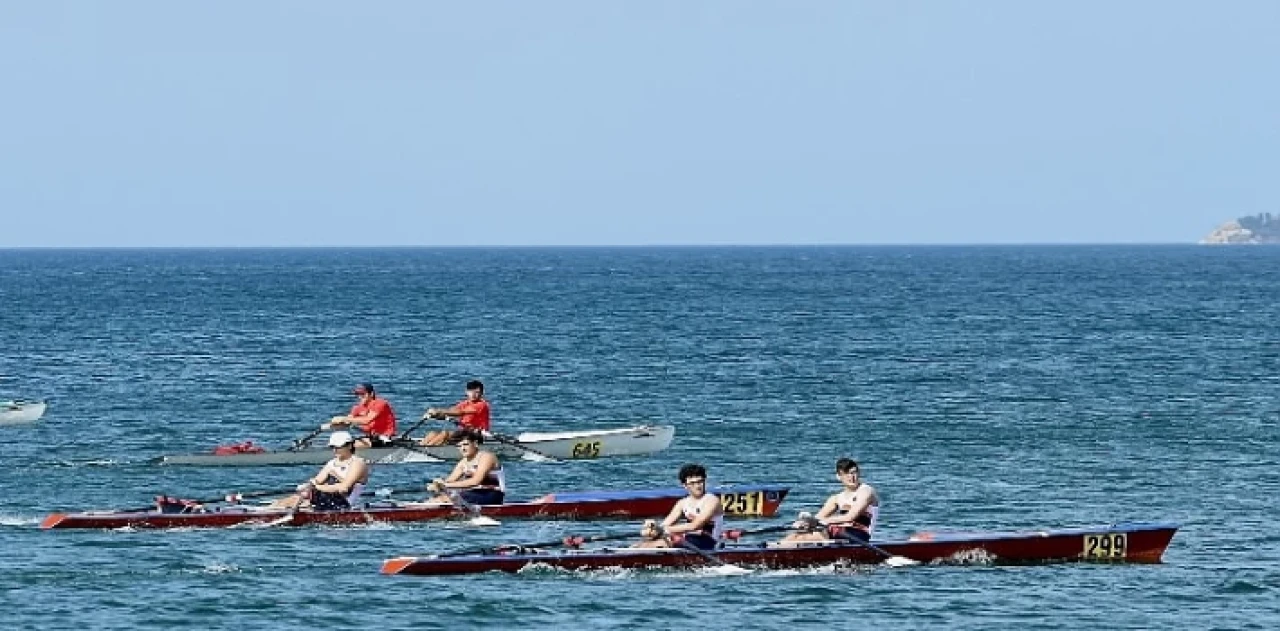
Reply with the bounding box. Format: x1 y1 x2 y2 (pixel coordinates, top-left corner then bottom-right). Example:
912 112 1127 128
395 413 435 441
484 431 560 463
435 526 640 558
288 425 327 452
120 486 296 513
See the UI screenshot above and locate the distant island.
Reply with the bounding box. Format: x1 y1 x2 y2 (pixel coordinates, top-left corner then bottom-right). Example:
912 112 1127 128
1200 213 1280 244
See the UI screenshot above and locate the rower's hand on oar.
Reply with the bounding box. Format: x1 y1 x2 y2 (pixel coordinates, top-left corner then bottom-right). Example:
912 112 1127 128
641 519 664 541
427 479 446 494
792 511 820 531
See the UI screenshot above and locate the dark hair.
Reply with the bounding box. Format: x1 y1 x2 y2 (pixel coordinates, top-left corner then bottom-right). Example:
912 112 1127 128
454 429 485 445
466 380 484 394
678 463 707 483
835 458 859 474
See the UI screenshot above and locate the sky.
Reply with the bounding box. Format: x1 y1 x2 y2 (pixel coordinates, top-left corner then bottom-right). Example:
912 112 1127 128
0 1 1277 247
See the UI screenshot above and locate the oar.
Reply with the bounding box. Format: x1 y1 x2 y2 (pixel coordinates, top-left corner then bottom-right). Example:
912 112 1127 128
261 484 312 527
720 524 798 541
289 426 326 451
430 416 561 463
434 527 642 559
394 413 434 442
848 536 918 567
373 441 446 464
677 539 753 576
795 513 917 567
445 490 501 527
119 487 296 514
370 485 440 499
484 431 560 463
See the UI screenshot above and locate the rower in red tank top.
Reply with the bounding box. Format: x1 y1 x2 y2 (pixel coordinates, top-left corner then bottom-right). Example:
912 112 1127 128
420 380 490 446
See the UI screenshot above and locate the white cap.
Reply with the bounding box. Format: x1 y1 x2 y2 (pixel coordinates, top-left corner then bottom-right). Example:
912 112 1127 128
328 431 355 447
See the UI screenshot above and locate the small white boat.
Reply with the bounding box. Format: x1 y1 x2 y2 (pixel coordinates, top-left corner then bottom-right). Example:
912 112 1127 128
0 400 47 425
156 424 676 466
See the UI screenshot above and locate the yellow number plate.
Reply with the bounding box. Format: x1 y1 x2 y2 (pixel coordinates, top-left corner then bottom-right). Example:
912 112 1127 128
570 441 602 459
720 491 764 516
1082 533 1127 559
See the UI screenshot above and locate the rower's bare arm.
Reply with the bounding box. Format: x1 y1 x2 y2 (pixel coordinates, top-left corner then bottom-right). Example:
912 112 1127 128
814 496 841 523
659 502 683 531
827 487 876 526
309 462 334 487
454 453 497 489
438 460 469 488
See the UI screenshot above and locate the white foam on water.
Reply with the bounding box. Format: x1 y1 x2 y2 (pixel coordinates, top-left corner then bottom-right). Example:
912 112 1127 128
0 513 40 527
199 562 241 574
46 458 124 468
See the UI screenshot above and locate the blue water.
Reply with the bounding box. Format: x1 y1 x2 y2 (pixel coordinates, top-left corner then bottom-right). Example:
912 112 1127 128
1 246 1277 630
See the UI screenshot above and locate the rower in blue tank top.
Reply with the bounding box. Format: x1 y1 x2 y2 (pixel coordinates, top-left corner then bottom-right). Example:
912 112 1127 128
634 463 725 551
426 429 506 505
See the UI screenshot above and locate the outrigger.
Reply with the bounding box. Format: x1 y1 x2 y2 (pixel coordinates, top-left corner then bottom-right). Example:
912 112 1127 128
41 484 789 530
380 521 1180 576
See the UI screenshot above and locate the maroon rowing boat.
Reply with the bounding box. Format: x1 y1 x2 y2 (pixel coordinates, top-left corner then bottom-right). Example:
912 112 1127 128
381 521 1179 576
40 484 789 530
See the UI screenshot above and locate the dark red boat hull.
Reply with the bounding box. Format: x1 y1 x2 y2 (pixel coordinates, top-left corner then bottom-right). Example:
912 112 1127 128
382 522 1179 576
41 484 789 530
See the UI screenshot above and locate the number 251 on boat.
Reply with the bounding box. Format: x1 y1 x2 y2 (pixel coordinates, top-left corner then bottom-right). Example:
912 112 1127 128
719 491 765 516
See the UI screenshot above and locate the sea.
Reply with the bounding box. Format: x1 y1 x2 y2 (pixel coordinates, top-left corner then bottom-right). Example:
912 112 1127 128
0 246 1276 630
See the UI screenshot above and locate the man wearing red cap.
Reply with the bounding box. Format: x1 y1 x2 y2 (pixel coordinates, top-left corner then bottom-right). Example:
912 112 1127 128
324 383 398 448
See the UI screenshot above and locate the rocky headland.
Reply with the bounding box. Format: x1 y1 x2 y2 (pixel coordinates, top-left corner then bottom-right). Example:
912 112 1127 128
1200 213 1280 244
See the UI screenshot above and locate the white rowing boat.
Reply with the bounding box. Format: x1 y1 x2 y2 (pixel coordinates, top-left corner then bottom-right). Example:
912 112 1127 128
156 424 676 466
0 400 47 425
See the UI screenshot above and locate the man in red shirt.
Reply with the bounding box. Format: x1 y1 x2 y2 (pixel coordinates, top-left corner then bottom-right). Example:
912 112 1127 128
324 382 398 448
419 380 490 446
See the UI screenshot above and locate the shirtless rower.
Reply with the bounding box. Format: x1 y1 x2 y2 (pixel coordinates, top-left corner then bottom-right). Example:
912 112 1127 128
424 429 506 505
780 458 880 545
270 431 370 511
634 463 725 551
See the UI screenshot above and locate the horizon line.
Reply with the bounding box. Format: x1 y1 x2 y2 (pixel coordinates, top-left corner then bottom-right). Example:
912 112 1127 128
0 241 1247 251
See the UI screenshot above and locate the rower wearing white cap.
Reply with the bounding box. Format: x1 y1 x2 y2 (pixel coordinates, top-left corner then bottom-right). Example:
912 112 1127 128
270 431 370 510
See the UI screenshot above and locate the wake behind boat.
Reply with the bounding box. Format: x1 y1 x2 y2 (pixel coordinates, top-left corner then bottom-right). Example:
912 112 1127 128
381 521 1180 576
156 424 675 466
0 400 47 426
41 483 788 530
